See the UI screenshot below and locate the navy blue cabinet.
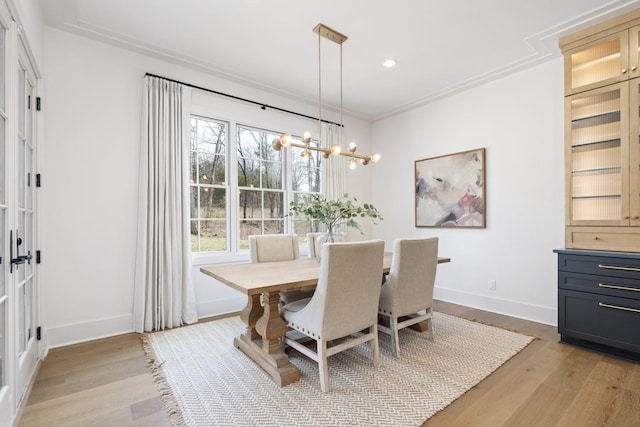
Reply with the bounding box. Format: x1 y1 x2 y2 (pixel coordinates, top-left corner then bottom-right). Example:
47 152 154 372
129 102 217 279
555 249 640 359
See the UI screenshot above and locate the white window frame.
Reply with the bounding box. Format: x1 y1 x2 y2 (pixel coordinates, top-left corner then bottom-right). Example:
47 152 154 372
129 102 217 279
189 110 322 266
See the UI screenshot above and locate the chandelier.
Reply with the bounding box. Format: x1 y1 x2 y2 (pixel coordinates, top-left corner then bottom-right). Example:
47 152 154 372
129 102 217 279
271 23 380 169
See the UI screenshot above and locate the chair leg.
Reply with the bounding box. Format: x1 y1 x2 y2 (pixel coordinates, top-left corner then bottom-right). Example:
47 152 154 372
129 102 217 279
426 317 434 342
370 324 381 367
390 317 400 358
318 340 330 393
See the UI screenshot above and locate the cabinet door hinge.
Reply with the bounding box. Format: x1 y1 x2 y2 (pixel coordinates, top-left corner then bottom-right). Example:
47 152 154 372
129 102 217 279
36 326 41 341
36 97 41 111
36 173 41 187
36 250 41 264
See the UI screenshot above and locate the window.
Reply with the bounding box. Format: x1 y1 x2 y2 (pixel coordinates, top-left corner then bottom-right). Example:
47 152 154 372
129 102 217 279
190 116 228 252
237 126 284 248
290 142 322 237
189 116 322 255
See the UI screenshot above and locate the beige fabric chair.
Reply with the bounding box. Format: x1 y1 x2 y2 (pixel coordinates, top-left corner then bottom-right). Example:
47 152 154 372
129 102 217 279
248 234 299 263
248 234 312 305
378 237 438 358
281 240 385 393
306 232 322 259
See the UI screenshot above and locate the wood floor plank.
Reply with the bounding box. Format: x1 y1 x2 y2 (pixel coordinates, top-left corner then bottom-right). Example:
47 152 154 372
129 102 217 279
556 358 638 427
19 374 162 426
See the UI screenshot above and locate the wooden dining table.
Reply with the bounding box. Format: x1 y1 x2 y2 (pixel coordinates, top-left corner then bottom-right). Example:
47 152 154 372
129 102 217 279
200 252 451 387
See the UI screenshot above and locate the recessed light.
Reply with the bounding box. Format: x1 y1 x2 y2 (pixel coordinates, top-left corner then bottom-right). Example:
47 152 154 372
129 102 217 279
383 59 397 68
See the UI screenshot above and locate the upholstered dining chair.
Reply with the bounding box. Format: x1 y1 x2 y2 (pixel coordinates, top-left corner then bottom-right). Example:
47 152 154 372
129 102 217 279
281 240 385 393
378 237 439 358
306 232 322 259
248 233 299 263
248 234 313 305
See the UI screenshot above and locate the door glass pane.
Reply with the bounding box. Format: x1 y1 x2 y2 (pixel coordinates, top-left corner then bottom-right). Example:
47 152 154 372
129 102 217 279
570 89 623 221
0 22 5 111
25 213 32 276
17 140 24 209
17 281 32 357
26 146 31 210
0 301 4 388
0 210 4 297
0 118 5 205
17 65 24 135
27 81 32 144
17 213 24 283
571 38 621 90
17 284 24 354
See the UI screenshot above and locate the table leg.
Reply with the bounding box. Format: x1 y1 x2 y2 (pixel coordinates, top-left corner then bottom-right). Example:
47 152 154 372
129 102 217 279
239 294 261 340
233 290 300 387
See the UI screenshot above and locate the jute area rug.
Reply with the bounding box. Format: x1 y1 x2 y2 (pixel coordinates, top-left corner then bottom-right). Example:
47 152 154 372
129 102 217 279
142 312 533 426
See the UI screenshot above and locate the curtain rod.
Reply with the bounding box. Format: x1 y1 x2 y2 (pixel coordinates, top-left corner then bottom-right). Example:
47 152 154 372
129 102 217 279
144 72 343 128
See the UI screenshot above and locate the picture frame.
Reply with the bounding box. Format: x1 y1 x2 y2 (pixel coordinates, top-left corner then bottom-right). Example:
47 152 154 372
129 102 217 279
415 148 485 228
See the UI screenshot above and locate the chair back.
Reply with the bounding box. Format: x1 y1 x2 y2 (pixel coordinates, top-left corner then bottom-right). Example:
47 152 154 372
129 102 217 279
302 240 384 341
248 234 300 263
306 232 322 258
381 237 438 317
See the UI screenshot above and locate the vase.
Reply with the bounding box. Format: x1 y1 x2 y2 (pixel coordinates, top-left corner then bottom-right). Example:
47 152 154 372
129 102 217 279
314 230 342 263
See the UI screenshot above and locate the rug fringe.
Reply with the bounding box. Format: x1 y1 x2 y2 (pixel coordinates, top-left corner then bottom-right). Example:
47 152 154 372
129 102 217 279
141 333 187 427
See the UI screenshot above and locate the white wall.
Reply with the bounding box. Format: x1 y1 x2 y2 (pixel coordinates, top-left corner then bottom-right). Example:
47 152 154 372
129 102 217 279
371 59 565 325
41 27 374 348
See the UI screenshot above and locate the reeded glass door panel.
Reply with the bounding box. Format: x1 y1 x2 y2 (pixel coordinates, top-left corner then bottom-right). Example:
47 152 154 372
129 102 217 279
568 33 626 93
569 84 629 224
630 25 640 80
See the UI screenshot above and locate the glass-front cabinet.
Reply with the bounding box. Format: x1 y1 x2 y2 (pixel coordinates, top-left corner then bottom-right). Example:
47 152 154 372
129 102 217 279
561 10 640 251
565 83 630 226
629 78 640 226
564 25 640 95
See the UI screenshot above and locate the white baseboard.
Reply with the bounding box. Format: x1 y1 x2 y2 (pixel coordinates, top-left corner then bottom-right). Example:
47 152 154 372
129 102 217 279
196 295 246 319
434 286 558 327
45 314 134 350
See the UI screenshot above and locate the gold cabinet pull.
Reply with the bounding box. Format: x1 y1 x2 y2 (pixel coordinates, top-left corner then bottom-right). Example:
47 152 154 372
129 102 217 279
598 302 640 313
633 66 638 71
622 68 628 74
598 264 640 272
599 283 640 292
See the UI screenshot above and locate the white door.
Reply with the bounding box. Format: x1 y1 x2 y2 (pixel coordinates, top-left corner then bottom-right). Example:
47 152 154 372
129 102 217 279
0 2 11 423
14 39 38 407
0 4 40 424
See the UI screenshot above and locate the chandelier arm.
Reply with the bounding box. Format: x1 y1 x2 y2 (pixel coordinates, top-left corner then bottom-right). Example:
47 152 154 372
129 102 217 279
280 140 331 156
336 151 371 161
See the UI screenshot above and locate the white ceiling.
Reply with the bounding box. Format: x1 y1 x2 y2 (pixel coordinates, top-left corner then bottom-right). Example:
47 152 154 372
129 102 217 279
40 0 640 121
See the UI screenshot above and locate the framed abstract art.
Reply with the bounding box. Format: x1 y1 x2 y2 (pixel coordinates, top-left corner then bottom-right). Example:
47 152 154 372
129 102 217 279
415 148 485 228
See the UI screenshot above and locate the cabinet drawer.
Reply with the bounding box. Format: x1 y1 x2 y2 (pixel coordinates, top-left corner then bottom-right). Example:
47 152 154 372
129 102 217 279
559 289 640 354
558 253 640 279
566 229 640 253
559 271 640 299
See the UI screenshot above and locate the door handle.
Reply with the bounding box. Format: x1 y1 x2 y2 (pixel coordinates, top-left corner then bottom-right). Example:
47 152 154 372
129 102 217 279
10 230 30 272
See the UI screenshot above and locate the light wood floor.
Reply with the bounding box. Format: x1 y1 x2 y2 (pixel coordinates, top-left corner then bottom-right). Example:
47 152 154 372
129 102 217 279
18 300 640 426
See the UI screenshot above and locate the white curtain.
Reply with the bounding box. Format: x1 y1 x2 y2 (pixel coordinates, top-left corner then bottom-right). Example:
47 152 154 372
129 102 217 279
133 76 197 332
321 122 346 200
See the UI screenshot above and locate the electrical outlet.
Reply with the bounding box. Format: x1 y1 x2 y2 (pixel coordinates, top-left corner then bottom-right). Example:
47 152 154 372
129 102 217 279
489 280 496 290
